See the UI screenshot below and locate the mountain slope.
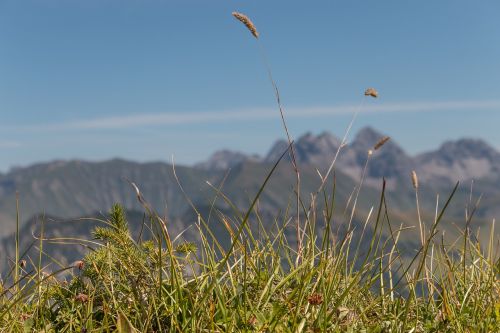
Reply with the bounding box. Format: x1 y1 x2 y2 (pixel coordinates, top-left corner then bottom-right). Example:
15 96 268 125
0 159 219 236
1 127 500 239
195 150 261 171
416 138 500 183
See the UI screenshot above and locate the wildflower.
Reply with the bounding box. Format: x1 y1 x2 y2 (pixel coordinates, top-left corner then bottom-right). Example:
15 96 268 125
248 315 257 327
75 293 89 303
74 260 85 270
308 293 323 305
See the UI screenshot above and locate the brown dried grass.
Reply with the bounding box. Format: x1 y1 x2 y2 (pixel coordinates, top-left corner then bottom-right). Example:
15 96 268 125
364 87 378 98
232 12 259 38
374 136 390 150
411 170 419 189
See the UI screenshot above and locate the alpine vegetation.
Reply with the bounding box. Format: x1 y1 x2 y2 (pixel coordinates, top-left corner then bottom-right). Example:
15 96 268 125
0 11 498 333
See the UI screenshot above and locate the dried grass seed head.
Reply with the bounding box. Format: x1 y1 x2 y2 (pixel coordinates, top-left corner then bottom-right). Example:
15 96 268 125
411 170 419 189
364 87 378 98
374 136 390 150
232 12 259 38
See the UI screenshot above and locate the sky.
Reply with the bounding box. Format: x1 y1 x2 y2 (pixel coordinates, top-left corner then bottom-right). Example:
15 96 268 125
1 0 499 172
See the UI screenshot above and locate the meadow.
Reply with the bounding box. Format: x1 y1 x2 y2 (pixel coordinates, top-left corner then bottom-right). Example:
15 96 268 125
0 12 498 332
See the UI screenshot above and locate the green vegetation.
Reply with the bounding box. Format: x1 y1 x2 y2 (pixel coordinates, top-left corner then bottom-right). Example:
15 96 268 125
0 171 498 331
1 10 499 333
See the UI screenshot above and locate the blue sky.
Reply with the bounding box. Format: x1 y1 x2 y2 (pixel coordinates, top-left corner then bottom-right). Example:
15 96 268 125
1 0 499 171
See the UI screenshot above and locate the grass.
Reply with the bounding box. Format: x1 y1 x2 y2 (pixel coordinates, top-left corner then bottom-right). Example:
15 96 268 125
1 10 499 333
0 172 498 332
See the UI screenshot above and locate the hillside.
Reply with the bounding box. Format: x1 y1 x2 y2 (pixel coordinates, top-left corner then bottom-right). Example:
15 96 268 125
0 127 498 255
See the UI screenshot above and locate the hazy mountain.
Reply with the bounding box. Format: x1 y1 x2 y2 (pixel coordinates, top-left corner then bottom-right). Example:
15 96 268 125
195 150 261 171
195 127 500 220
0 159 219 237
1 127 499 238
263 127 414 184
334 127 414 186
262 127 500 186
415 138 500 183
265 131 342 167
1 127 498 272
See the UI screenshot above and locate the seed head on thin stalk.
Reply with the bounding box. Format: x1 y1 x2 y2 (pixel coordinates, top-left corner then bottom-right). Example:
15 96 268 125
347 148 373 234
374 136 390 150
365 87 378 98
232 12 259 38
411 170 419 189
231 11 303 264
302 88 378 241
411 170 424 247
411 169 433 301
314 87 378 189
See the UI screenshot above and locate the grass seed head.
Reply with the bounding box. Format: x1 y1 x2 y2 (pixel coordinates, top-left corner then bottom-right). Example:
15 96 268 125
364 87 378 98
411 170 419 189
374 136 390 150
232 12 259 38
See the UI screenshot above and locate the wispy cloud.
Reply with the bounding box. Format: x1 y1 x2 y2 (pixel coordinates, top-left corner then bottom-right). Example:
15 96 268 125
0 141 21 148
11 99 500 131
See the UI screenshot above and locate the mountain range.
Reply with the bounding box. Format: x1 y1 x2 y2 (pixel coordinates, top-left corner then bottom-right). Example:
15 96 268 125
1 127 499 270
199 126 500 185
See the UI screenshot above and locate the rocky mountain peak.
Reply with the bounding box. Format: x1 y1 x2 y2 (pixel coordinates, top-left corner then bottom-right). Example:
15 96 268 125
291 131 340 166
317 131 342 147
264 139 289 163
296 130 340 152
437 138 500 161
416 138 500 182
264 131 342 164
352 126 385 149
